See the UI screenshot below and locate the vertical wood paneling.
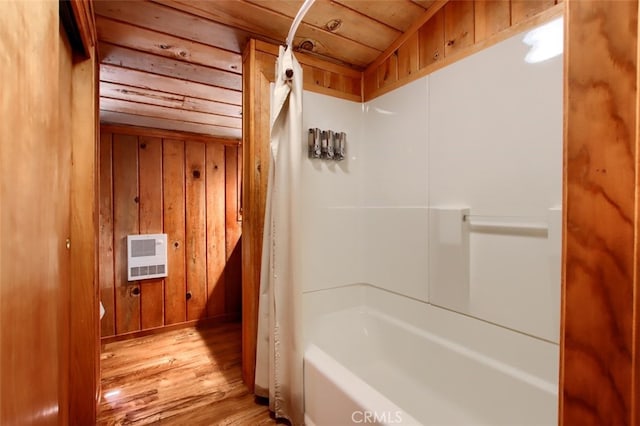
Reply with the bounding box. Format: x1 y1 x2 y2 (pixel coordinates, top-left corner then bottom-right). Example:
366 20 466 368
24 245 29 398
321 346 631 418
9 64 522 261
302 65 329 87
561 2 639 425
444 1 475 57
340 74 361 98
113 134 141 334
138 136 165 329
242 43 266 389
377 53 398 88
225 145 242 314
363 69 378 98
163 139 187 325
511 0 555 25
327 72 342 92
397 32 419 80
366 0 559 101
474 0 511 42
301 63 316 95
99 131 115 337
185 141 207 320
100 128 238 337
206 143 227 317
419 8 445 69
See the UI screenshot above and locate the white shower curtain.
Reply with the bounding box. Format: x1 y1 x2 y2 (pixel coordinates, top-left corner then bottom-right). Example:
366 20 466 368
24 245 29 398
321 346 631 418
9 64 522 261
254 45 304 425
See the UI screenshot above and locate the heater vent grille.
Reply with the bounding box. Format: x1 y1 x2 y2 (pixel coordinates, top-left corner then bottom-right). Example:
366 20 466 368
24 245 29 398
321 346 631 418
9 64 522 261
127 234 168 281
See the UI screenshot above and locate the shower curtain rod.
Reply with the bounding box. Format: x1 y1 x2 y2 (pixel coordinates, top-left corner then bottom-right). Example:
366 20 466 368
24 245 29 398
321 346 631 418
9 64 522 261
286 0 316 50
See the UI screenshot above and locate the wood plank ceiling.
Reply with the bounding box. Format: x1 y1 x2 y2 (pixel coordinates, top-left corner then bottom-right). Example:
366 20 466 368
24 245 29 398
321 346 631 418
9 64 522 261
96 0 437 139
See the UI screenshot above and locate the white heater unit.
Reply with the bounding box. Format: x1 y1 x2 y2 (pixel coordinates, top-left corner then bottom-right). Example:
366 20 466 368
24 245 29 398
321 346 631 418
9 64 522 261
127 233 168 281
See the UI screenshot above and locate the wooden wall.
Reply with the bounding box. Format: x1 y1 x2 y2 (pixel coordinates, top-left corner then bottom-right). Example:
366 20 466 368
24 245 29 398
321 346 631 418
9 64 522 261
363 0 562 101
561 1 640 424
99 126 241 338
1 0 98 424
68 35 100 426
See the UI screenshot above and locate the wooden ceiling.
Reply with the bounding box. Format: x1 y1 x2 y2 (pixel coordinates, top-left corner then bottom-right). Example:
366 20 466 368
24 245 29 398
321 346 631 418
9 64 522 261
96 0 438 140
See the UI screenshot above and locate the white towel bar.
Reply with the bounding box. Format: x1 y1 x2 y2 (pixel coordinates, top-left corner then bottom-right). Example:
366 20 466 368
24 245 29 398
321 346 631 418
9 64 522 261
463 214 548 231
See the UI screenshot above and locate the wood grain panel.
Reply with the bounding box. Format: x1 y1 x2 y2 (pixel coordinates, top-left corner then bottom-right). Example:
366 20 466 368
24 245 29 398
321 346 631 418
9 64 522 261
363 69 378 99
327 72 343 93
397 32 419 80
100 98 241 129
58 33 73 425
101 82 183 109
100 64 241 105
302 64 325 91
365 0 448 74
225 146 242 315
252 40 362 102
100 82 243 119
138 137 165 330
206 144 227 317
512 0 556 26
185 141 207 321
242 41 260 389
95 16 242 74
1 3 70 422
68 50 99 425
183 97 242 119
163 139 187 325
253 39 362 78
99 131 115 337
377 53 399 88
474 0 511 43
298 65 361 102
94 0 257 53
100 128 242 338
99 43 242 91
101 111 242 140
159 0 380 68
561 2 639 425
340 74 361 99
102 124 241 146
113 134 141 334
245 0 401 51
333 0 428 32
444 0 475 57
419 8 445 69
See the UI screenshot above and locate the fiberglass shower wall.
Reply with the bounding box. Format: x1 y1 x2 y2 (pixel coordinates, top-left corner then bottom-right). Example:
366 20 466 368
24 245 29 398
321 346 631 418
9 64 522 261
300 91 364 293
427 29 562 343
299 22 562 344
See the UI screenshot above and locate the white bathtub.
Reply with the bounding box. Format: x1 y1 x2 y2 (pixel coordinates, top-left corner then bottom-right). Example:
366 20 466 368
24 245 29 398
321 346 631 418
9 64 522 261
303 285 558 426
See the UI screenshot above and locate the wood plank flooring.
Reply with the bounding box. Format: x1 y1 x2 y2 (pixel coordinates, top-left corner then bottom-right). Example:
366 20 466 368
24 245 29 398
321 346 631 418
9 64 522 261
97 322 279 425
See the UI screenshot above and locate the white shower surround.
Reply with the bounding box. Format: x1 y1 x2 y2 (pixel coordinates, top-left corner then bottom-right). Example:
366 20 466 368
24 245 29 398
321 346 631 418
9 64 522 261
300 22 562 426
